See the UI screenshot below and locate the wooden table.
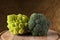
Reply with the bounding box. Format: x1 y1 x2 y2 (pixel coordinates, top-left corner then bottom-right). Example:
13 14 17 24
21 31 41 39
0 30 60 40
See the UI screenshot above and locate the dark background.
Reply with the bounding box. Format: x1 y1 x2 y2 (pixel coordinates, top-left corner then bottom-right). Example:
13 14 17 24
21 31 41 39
0 0 60 32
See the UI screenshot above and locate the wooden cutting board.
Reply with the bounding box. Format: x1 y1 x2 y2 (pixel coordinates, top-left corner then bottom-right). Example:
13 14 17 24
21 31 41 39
1 30 59 40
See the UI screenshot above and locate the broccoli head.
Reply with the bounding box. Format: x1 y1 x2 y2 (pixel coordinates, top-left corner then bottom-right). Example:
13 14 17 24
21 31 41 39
28 13 50 36
7 14 29 35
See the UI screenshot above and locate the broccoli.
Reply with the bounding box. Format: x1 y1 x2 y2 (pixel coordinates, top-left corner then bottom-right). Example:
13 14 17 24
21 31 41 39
28 13 50 36
7 14 29 35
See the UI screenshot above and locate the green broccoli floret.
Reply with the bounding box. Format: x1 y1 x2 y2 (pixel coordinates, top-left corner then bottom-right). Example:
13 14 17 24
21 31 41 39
7 14 29 35
28 13 50 36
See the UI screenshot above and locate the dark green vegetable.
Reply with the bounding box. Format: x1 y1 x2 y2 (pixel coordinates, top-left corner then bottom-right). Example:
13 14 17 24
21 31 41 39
28 13 50 36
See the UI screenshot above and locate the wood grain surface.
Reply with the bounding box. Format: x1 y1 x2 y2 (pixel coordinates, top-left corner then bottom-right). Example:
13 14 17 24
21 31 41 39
1 30 59 40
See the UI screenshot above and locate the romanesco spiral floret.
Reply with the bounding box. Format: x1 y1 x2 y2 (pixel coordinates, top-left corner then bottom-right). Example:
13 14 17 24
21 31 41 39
7 14 29 35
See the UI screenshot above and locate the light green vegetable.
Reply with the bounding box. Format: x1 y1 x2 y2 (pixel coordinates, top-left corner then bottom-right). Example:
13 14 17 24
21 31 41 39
7 14 29 35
